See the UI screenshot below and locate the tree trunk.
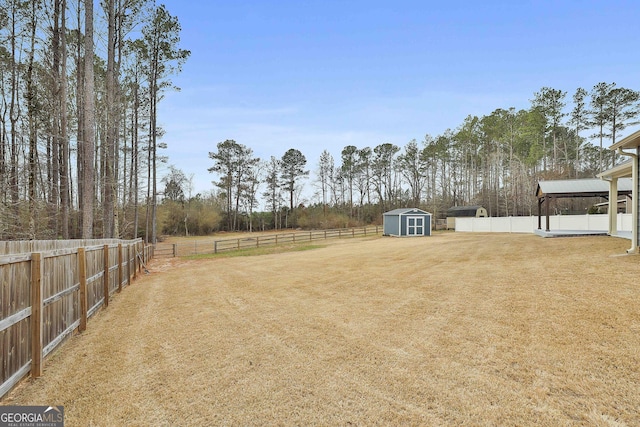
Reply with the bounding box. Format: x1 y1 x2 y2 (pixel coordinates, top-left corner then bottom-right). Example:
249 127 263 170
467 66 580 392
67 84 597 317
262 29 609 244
27 0 38 237
132 77 140 238
9 3 20 225
60 0 70 238
83 0 96 239
76 3 85 233
103 0 116 238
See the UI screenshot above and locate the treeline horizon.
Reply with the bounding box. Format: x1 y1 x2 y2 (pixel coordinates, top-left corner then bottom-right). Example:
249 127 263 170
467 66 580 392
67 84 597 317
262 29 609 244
160 83 636 234
0 0 636 240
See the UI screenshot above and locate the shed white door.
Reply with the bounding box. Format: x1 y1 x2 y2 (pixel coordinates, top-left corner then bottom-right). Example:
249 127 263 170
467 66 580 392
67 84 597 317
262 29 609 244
407 216 424 236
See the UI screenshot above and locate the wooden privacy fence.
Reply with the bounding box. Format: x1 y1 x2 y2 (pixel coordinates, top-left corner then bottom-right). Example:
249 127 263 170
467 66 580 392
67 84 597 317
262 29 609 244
156 226 382 257
0 239 153 399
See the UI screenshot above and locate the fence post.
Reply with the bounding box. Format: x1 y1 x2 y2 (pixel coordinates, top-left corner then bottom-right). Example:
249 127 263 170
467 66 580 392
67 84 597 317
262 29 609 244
256 236 260 248
173 244 177 257
133 242 138 279
139 243 143 272
118 244 123 293
126 244 131 286
352 228 355 237
324 230 327 239
31 252 43 378
78 247 88 332
103 245 110 307
214 241 218 254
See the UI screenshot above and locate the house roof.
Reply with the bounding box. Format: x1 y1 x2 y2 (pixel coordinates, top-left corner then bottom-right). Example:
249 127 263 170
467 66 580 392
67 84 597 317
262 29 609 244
536 178 633 199
609 129 640 151
383 208 431 216
597 159 633 179
599 129 640 178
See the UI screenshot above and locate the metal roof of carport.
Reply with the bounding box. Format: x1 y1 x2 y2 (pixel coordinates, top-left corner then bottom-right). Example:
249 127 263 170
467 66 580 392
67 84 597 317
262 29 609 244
536 178 632 199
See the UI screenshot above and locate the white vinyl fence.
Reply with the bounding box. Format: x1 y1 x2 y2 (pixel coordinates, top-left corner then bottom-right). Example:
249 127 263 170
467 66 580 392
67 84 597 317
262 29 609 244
455 213 633 234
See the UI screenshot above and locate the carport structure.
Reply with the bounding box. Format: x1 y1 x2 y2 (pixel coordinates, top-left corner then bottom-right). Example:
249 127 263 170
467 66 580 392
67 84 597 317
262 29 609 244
535 178 632 235
598 128 640 252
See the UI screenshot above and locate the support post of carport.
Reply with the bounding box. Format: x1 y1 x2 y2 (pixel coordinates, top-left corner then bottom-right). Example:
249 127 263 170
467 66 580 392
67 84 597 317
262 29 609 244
537 198 542 230
545 196 551 232
608 178 618 236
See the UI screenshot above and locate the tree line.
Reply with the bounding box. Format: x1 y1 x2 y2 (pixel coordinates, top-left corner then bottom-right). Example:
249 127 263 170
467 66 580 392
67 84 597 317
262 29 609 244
2 3 636 238
169 83 637 233
0 0 189 243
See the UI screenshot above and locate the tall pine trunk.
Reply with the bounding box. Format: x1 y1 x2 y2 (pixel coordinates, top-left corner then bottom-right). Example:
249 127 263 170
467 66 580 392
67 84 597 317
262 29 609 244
76 2 84 236
9 3 20 226
82 0 96 239
27 0 38 237
60 0 70 238
103 0 116 238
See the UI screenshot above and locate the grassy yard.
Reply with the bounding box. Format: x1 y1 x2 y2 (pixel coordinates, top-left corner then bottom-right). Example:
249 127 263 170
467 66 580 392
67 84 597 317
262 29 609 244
3 233 640 426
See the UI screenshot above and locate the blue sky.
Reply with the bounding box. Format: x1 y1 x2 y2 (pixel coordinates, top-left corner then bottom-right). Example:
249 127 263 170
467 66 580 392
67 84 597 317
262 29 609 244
156 0 640 198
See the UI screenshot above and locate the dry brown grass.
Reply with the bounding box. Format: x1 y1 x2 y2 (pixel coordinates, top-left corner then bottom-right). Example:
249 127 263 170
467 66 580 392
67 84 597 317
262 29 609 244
161 229 298 244
4 233 640 426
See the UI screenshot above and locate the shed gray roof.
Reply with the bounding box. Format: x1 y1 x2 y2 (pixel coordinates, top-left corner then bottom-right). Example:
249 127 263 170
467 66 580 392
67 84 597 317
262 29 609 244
536 178 632 198
383 208 431 216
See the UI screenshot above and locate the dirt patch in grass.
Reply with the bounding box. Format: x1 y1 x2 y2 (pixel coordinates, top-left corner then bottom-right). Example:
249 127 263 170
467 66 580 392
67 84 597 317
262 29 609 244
4 233 640 425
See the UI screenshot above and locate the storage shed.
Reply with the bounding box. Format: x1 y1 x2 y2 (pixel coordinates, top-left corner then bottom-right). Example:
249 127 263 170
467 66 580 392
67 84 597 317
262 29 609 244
383 208 432 237
446 205 488 230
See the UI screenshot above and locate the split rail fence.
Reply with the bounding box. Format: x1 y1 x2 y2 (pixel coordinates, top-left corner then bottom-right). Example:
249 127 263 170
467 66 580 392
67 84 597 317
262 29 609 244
0 238 153 399
155 226 382 257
